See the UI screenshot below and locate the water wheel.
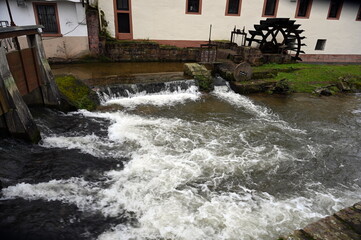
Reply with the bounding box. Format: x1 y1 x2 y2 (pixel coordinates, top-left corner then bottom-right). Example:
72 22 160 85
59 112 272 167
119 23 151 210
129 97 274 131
247 18 305 61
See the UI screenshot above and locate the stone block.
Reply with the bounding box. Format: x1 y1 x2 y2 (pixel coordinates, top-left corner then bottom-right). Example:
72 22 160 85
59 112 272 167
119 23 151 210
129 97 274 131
334 206 361 234
280 230 311 240
303 215 360 240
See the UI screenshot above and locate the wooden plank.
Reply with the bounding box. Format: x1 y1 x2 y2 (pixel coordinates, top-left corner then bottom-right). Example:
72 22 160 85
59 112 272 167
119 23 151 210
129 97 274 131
6 51 28 96
0 47 40 142
21 48 40 92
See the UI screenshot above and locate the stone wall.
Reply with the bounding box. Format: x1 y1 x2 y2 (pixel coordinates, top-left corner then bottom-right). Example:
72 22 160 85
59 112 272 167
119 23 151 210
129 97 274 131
214 42 294 66
86 7 100 56
104 42 201 62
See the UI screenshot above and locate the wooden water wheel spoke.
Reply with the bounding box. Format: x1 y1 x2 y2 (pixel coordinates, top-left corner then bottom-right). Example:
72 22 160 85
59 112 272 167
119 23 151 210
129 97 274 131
247 18 304 61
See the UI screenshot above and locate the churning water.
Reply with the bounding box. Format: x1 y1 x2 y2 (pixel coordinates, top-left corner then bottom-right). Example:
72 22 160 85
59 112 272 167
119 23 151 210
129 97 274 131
1 80 361 240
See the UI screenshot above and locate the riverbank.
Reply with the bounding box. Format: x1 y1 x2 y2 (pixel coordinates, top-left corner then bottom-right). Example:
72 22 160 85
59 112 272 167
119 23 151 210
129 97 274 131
251 63 361 94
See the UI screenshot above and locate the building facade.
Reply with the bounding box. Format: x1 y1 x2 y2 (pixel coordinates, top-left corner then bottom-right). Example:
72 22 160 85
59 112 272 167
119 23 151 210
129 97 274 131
0 0 90 60
97 0 361 62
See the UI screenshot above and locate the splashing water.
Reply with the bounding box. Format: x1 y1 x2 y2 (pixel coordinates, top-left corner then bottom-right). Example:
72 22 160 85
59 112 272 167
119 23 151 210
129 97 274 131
98 80 200 109
2 81 361 240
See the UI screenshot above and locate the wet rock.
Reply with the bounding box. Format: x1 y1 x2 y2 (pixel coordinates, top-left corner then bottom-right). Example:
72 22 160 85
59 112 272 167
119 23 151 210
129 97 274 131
334 206 361 234
216 62 237 82
354 202 361 211
271 79 291 94
336 79 352 92
229 80 277 94
184 63 213 92
55 75 99 111
314 87 332 96
279 230 311 240
283 203 361 240
303 215 360 239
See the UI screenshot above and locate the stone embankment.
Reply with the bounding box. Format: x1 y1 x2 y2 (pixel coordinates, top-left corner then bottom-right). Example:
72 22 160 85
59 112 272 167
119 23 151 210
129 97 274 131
281 202 361 240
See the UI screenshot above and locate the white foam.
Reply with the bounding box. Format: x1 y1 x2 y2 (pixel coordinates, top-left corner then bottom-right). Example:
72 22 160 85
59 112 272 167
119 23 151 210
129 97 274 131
213 86 275 120
100 85 200 108
2 108 359 240
212 86 306 134
2 86 359 239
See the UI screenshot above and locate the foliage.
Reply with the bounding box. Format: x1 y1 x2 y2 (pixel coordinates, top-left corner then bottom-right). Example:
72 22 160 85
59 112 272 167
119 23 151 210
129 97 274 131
253 63 361 93
55 75 98 111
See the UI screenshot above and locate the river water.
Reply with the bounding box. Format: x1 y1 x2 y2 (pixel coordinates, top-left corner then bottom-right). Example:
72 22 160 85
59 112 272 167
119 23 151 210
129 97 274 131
1 79 361 240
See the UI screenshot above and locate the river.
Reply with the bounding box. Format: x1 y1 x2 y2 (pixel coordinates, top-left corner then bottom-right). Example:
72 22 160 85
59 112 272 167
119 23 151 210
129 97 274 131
1 73 361 239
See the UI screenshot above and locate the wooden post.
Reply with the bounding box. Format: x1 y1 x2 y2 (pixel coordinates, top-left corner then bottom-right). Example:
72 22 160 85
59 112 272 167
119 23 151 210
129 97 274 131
27 34 62 107
0 47 41 143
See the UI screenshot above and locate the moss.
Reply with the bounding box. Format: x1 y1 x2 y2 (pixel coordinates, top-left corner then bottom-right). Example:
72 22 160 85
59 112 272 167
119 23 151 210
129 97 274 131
55 75 98 111
252 63 361 93
195 74 214 92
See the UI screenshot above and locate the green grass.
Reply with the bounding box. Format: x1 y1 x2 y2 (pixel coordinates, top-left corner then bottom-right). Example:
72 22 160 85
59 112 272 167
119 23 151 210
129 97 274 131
55 75 98 111
253 63 361 93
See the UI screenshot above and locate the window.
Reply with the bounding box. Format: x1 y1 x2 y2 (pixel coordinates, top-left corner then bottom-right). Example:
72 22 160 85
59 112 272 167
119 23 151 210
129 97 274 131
114 0 133 39
33 3 60 36
186 0 202 14
226 0 242 16
327 0 343 20
315 39 326 51
117 0 129 10
296 0 312 18
262 0 279 17
357 4 361 21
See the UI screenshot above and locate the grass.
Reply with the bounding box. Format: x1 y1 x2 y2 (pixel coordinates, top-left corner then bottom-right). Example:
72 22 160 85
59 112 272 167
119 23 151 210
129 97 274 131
253 63 361 93
55 75 98 111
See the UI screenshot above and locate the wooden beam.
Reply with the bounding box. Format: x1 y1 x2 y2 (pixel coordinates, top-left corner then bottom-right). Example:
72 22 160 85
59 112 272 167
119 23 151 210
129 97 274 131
27 34 62 107
0 25 43 39
0 47 41 143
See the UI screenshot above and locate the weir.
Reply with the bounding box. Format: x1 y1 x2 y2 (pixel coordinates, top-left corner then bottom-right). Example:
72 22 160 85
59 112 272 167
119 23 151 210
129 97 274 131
0 25 62 142
97 80 197 98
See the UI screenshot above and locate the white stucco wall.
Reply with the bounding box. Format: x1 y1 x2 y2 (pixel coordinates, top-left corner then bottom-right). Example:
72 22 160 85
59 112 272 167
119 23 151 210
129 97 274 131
97 0 116 36
0 0 89 59
99 0 361 55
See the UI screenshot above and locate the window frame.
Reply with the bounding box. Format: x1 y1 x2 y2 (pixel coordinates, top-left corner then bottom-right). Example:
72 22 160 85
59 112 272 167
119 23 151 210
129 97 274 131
33 2 61 37
225 0 242 16
327 0 343 20
113 0 133 39
295 0 313 19
186 0 202 15
356 4 361 21
262 0 279 18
